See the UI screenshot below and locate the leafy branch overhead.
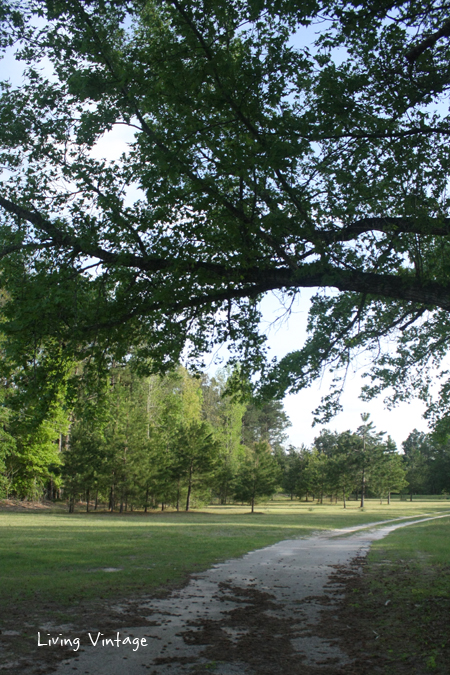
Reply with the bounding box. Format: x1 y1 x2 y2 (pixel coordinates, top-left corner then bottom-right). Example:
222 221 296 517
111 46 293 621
1 0 450 424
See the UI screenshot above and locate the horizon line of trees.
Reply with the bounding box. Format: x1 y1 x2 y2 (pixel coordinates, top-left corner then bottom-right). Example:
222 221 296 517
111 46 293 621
0 365 288 512
1 364 449 511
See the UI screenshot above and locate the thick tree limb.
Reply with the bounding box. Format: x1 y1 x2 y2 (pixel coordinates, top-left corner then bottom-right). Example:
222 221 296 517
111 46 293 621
2 194 450 311
406 19 450 63
323 216 450 242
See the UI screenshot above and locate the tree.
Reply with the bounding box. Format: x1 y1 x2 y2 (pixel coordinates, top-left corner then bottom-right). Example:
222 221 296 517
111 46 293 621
7 414 65 501
63 421 107 512
2 1 450 426
2 387 69 501
326 432 357 508
282 446 311 501
233 441 280 513
201 371 246 504
429 440 450 496
402 429 450 497
370 437 408 504
241 400 291 451
304 449 331 504
172 421 219 511
402 430 433 498
0 384 16 498
354 414 386 507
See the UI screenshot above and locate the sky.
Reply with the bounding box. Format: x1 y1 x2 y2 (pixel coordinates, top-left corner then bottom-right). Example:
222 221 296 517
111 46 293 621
257 293 430 451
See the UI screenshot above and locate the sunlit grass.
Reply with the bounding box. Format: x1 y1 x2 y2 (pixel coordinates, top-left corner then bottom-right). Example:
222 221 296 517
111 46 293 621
369 515 450 566
0 496 449 615
361 515 450 674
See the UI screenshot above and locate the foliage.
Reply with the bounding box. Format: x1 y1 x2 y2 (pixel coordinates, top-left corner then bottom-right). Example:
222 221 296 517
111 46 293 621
4 399 68 500
403 429 450 496
1 359 296 508
241 400 291 450
172 420 219 511
369 438 408 503
233 441 281 512
281 419 409 505
201 371 246 504
0 1 450 426
282 446 313 500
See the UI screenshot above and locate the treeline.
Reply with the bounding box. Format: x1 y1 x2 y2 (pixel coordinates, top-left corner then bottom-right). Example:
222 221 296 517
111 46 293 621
401 429 450 498
0 366 288 512
280 422 406 506
1 363 449 511
279 424 450 505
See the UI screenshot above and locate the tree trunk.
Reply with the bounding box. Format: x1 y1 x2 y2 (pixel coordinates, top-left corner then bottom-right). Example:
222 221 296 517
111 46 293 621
86 488 90 512
343 490 346 509
388 491 391 505
145 487 149 513
109 485 115 512
360 468 365 508
186 465 193 512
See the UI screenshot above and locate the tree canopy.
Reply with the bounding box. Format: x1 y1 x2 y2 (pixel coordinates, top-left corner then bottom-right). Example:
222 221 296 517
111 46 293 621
1 0 450 425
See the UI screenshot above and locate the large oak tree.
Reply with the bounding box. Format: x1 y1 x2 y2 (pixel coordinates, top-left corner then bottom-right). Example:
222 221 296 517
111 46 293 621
1 0 450 426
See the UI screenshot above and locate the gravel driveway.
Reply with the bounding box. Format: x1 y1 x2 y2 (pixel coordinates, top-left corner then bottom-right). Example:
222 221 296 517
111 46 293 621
47 513 450 675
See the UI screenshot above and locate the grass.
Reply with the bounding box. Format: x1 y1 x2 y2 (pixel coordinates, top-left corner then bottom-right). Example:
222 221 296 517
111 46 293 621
345 514 450 674
369 516 450 565
1 496 450 673
0 496 448 614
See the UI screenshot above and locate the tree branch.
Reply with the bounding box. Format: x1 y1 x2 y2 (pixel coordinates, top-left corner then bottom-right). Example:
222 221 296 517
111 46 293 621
2 197 450 312
322 216 450 243
406 19 450 64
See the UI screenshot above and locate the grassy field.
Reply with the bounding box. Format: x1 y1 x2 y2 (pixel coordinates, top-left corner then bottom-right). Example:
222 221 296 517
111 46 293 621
0 497 448 612
0 497 449 674
340 514 450 674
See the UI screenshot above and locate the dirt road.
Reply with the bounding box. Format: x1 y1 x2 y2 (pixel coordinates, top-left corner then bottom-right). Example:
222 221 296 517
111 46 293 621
38 513 449 675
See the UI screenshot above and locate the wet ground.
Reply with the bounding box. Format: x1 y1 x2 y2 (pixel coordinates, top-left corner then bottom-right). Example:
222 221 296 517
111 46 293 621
32 513 448 675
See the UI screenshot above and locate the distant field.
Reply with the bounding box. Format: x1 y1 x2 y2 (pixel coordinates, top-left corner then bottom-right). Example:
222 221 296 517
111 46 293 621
0 496 448 614
387 494 450 501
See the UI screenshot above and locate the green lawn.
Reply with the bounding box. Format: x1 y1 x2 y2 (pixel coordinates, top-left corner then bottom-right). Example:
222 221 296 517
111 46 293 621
0 497 448 613
348 515 450 674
